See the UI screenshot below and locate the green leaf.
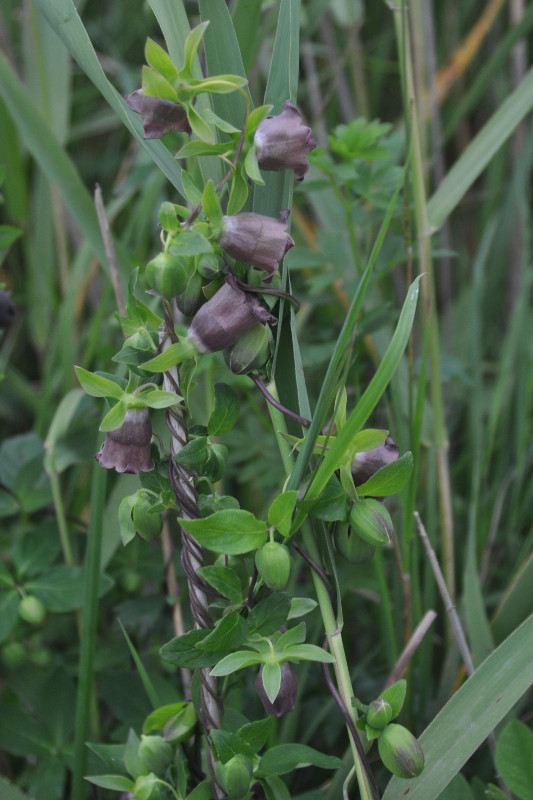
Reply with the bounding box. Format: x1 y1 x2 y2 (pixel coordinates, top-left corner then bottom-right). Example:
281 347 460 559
256 744 343 777
236 718 273 755
143 702 196 738
118 620 160 710
175 437 208 467
190 75 248 95
209 650 262 676
178 509 268 555
141 342 196 373
100 401 127 432
380 679 407 719
227 167 249 215
261 774 292 800
202 180 223 230
26 565 112 612
176 140 232 159
75 367 124 400
169 229 214 257
352 428 389 453
196 611 248 652
145 37 178 83
382 614 533 800
158 201 179 233
118 495 137 546
85 775 134 791
187 105 215 143
302 475 348 522
356 452 414 497
248 593 291 636
208 383 239 436
183 22 210 78
197 565 242 604
142 64 178 102
0 776 35 800
277 622 306 649
268 491 298 538
283 644 336 663
288 597 318 619
495 721 533 800
160 629 226 669
244 146 265 185
262 661 282 704
138 389 180 409
210 729 254 763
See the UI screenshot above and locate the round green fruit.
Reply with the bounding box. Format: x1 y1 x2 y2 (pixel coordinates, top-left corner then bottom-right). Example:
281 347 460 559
335 523 375 563
349 499 394 547
18 595 46 626
1 641 27 669
378 723 425 778
120 569 143 594
145 253 188 299
255 541 291 591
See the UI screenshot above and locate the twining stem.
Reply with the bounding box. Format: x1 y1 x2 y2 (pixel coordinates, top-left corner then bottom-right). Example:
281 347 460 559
265 379 376 800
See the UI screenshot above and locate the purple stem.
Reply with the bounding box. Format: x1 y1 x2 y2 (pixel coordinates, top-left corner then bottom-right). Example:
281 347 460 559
248 373 312 427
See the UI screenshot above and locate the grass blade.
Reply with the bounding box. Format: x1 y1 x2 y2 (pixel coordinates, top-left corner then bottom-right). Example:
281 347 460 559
382 613 533 800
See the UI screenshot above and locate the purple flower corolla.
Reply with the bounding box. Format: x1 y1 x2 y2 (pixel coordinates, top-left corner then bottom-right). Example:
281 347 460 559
187 283 276 354
219 210 294 277
351 435 400 486
95 408 154 474
126 89 191 139
254 100 316 181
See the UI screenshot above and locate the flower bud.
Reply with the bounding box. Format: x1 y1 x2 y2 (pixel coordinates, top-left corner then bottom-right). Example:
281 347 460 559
224 323 272 375
378 723 425 779
187 283 276 354
18 596 46 626
132 773 161 800
334 522 375 563
255 662 298 717
367 698 393 730
0 290 16 329
255 542 291 591
254 100 316 181
126 89 191 139
219 211 294 277
351 436 400 487
216 755 253 800
145 253 188 298
349 498 393 547
137 735 173 778
95 408 154 474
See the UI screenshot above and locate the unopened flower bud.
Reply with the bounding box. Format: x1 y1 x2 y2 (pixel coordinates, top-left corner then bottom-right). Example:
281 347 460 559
224 323 272 375
126 89 191 139
367 698 393 730
187 283 276 354
95 408 154 474
254 100 316 181
378 724 425 779
349 498 393 546
132 773 161 800
255 662 298 717
219 211 294 277
137 735 173 778
351 436 400 487
145 253 188 298
334 523 375 563
216 755 253 800
255 541 291 591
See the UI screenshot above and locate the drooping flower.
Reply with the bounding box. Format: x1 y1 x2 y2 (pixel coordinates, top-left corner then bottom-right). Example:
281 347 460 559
126 89 191 139
351 435 400 487
187 283 276 354
255 662 298 717
219 210 294 277
95 408 154 473
254 100 316 181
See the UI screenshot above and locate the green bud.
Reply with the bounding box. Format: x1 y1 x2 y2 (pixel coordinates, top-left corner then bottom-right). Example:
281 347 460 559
18 595 46 626
133 496 162 543
145 253 188 298
378 723 425 779
133 773 161 800
349 498 394 547
120 569 143 594
223 323 272 375
29 646 53 668
216 755 253 800
367 698 393 730
335 522 375 563
1 641 27 669
137 735 173 777
255 541 291 591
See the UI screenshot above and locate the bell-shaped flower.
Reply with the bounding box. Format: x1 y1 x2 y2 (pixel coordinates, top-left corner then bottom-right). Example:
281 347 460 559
187 283 276 354
254 100 316 181
255 662 298 717
219 210 294 277
95 408 154 474
351 435 400 487
126 89 191 139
